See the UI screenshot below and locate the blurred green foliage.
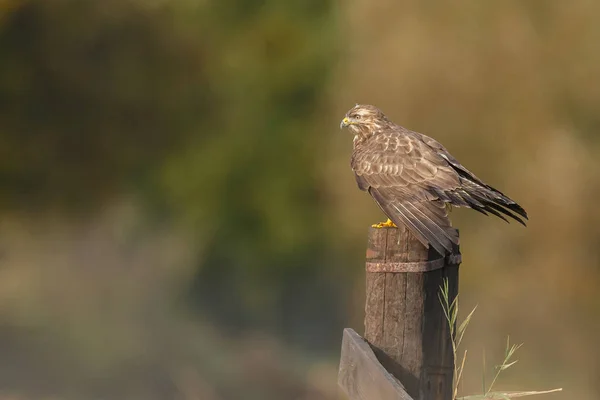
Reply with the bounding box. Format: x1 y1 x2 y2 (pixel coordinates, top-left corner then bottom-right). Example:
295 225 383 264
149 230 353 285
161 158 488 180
0 0 344 346
0 1 208 208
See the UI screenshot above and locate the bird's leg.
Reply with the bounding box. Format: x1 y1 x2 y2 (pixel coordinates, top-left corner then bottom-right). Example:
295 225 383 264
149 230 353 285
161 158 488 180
371 218 397 229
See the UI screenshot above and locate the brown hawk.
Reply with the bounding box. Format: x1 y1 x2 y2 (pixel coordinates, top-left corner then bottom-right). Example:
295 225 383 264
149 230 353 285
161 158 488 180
341 104 527 255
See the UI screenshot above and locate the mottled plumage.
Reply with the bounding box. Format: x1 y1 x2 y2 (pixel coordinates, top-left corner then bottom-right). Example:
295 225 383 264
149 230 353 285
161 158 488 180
341 104 527 255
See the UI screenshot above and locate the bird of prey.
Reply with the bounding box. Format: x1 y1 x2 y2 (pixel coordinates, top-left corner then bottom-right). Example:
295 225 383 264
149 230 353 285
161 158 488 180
340 104 527 255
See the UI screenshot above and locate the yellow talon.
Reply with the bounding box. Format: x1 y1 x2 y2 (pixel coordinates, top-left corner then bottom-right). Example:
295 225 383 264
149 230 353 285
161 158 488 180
371 218 397 228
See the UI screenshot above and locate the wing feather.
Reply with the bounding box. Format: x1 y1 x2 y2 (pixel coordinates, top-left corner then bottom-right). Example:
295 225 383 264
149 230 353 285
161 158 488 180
352 125 527 255
370 188 456 255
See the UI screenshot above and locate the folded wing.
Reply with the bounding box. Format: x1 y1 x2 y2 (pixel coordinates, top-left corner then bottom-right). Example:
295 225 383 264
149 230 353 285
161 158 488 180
352 128 527 255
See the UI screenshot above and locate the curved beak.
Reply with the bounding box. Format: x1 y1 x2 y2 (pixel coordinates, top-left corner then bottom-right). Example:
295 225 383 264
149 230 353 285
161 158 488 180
340 117 350 129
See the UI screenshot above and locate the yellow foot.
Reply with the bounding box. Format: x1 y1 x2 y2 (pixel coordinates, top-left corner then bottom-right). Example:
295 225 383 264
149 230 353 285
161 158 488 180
371 218 397 228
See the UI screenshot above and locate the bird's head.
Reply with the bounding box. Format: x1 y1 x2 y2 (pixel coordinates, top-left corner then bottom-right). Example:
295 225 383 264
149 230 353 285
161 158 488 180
340 104 390 136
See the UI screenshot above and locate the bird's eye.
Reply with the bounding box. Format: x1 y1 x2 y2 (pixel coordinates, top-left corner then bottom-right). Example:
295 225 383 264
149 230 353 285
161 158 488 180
355 114 362 120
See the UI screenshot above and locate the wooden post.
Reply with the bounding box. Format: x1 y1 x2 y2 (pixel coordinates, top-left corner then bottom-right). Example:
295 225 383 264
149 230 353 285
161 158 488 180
364 225 460 400
338 225 460 400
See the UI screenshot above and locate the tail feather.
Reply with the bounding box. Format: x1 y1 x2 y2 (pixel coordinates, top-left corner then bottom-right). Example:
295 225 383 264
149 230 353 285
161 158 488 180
443 158 528 223
484 202 527 226
449 180 528 226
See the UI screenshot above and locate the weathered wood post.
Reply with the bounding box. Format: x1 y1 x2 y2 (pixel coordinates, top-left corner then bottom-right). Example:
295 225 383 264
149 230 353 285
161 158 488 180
339 225 460 400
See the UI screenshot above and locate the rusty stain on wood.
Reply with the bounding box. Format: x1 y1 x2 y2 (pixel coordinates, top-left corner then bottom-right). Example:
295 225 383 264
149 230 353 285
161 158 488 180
365 258 447 273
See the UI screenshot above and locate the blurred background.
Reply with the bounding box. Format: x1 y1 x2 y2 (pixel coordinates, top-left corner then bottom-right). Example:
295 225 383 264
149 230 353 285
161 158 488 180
0 0 598 399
